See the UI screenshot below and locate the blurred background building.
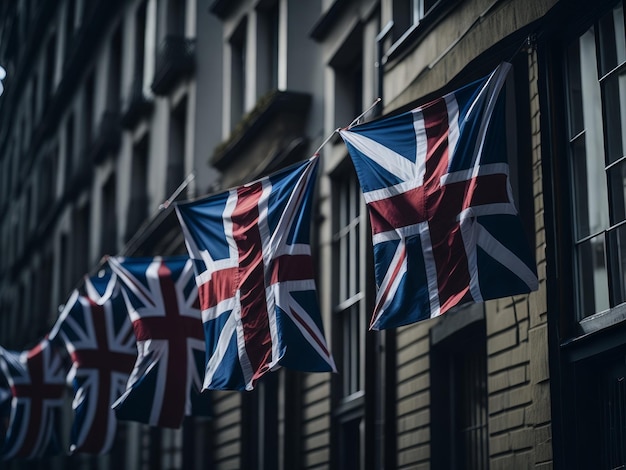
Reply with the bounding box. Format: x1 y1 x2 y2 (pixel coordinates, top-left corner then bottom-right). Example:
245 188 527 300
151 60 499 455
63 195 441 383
0 0 624 468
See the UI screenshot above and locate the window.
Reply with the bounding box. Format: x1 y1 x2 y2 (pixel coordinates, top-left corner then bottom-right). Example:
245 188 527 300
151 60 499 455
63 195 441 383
101 174 117 256
564 1 626 323
600 359 626 467
161 428 183 469
44 34 56 111
108 27 122 113
83 73 94 148
65 0 75 58
134 1 148 82
59 232 70 300
31 75 38 124
64 114 75 183
392 0 439 40
431 308 489 469
330 26 363 129
21 0 30 38
72 204 90 285
166 0 186 37
38 251 53 325
230 19 247 128
387 0 460 61
333 170 366 399
572 349 626 468
39 151 57 217
23 185 32 236
241 374 279 470
257 1 279 94
126 134 149 240
167 98 186 196
332 168 369 469
20 117 27 166
17 279 27 343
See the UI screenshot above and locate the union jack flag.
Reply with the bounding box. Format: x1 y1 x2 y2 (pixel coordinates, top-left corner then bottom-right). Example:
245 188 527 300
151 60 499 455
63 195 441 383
0 339 66 460
48 269 136 455
176 156 336 391
108 256 209 428
339 63 538 330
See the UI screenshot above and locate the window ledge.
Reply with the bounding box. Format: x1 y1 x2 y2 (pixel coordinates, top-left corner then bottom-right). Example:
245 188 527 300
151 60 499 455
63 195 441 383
579 304 626 335
561 304 626 362
210 90 311 171
335 391 365 418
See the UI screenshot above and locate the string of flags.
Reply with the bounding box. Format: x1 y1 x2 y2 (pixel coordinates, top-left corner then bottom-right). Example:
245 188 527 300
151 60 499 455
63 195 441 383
0 63 537 459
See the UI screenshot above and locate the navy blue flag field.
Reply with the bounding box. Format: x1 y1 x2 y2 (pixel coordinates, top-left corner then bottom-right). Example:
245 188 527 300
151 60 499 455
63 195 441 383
107 256 209 428
176 156 336 391
48 268 136 455
0 338 66 460
339 63 538 330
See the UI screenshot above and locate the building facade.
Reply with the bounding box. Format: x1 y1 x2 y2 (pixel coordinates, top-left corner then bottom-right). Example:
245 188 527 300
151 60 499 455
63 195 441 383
0 0 624 468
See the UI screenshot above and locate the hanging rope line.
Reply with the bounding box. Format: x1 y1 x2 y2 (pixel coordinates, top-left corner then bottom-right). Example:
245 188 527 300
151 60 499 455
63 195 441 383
159 172 196 210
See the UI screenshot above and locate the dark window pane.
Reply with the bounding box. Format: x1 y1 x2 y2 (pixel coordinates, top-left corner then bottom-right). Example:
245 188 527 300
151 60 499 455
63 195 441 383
600 360 626 468
339 417 362 470
607 223 626 305
334 170 365 398
424 0 439 16
597 4 626 78
454 347 489 469
601 71 626 164
342 304 362 396
576 234 609 317
567 40 584 138
609 161 626 223
571 133 609 239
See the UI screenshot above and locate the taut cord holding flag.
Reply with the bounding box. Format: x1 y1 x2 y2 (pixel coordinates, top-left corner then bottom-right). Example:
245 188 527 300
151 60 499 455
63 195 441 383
313 98 382 157
348 98 382 129
112 171 196 259
313 129 341 156
159 172 196 210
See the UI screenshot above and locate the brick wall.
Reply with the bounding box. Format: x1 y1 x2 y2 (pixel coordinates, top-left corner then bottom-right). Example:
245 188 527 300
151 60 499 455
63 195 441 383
300 374 332 469
210 391 242 469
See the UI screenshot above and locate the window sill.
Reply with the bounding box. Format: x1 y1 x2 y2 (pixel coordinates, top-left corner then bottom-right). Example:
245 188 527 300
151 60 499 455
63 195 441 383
561 304 626 362
579 303 626 335
335 391 365 419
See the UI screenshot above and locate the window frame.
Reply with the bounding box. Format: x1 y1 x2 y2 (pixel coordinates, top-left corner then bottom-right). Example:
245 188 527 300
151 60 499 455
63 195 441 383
542 5 626 466
560 0 626 335
431 305 489 470
386 0 460 64
331 164 368 401
330 160 373 470
228 18 247 130
256 0 280 95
